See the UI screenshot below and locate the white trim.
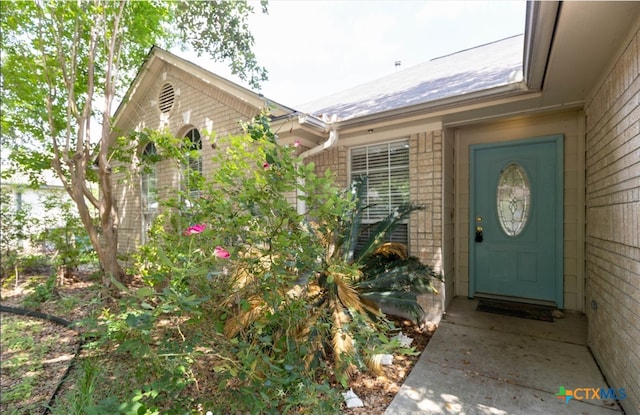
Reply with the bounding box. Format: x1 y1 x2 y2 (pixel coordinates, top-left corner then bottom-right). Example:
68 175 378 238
576 110 586 312
339 122 441 147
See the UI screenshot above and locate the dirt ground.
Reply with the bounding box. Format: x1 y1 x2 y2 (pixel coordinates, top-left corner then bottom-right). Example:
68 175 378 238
0 273 435 414
342 318 435 414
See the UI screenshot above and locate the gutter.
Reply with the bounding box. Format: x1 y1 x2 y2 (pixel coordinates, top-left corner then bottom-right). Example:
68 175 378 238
296 114 339 215
299 125 338 159
523 1 560 90
333 81 530 133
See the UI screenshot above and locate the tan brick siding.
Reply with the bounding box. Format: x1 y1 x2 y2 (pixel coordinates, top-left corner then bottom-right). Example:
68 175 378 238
307 145 349 188
410 131 445 320
585 27 640 415
409 131 443 271
113 61 259 259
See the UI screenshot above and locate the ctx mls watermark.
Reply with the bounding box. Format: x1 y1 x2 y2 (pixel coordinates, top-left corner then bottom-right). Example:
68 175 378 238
555 386 626 404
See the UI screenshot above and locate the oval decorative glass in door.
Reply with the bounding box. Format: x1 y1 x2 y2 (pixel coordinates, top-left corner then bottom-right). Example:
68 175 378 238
497 163 531 236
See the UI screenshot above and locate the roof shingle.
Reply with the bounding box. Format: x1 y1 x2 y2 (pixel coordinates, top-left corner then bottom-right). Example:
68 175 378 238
296 34 524 121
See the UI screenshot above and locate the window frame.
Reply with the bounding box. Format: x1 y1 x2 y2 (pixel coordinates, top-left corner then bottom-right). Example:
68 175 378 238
348 138 411 250
182 128 203 200
140 142 158 243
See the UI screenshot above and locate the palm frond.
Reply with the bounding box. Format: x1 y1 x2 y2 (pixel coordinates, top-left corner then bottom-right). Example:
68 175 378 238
359 291 425 323
364 354 384 376
373 242 408 259
341 176 368 262
333 274 382 320
355 203 425 264
358 257 441 295
223 295 268 338
294 307 327 370
329 297 355 378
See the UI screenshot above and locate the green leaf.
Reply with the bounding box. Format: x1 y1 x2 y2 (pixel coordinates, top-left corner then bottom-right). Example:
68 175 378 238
109 274 130 294
135 287 155 300
356 203 425 263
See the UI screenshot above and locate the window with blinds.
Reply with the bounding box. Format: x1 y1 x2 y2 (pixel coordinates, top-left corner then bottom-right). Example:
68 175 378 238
350 140 410 250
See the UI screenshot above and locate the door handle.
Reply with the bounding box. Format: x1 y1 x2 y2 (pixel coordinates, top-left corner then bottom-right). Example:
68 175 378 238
475 226 484 243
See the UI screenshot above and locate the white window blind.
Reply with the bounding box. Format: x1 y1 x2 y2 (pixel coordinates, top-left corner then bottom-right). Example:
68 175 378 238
350 140 410 249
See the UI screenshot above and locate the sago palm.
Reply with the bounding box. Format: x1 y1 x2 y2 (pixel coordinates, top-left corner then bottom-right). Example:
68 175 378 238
222 176 441 381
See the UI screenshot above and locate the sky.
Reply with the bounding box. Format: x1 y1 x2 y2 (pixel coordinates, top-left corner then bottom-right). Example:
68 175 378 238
180 1 527 107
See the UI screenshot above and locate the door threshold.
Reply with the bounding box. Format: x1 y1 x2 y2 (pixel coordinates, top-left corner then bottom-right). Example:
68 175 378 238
473 293 557 308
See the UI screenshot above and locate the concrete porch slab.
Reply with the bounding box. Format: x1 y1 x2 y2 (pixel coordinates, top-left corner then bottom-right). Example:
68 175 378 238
385 298 623 414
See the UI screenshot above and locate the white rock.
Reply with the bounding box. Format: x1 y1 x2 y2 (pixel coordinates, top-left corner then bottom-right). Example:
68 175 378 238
375 353 394 365
342 388 364 408
395 332 414 347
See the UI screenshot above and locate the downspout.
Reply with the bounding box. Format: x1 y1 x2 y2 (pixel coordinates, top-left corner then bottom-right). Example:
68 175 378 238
296 114 339 215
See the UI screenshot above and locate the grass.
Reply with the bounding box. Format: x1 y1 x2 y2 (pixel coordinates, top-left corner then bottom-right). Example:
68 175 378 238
0 316 50 414
0 273 98 415
50 359 101 415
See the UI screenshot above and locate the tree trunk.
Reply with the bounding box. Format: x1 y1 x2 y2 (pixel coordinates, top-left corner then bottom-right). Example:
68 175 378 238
99 198 125 287
69 167 125 288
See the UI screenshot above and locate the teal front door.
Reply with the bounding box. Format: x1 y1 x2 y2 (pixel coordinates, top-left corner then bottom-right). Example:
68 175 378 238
469 135 563 307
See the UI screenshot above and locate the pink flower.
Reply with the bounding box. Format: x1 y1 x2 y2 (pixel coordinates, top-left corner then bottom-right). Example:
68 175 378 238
293 140 301 148
263 162 270 169
184 223 206 235
214 246 230 259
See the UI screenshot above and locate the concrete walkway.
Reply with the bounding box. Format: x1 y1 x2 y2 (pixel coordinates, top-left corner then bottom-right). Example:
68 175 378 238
385 297 624 414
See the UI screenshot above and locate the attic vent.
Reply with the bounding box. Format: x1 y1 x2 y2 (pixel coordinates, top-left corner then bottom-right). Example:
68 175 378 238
158 83 175 113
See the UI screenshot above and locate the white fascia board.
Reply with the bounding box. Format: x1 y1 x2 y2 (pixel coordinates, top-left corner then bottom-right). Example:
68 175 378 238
155 49 292 117
334 82 532 134
523 1 560 90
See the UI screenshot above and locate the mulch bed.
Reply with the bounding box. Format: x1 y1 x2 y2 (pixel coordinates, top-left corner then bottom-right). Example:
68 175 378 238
1 274 436 414
343 318 436 414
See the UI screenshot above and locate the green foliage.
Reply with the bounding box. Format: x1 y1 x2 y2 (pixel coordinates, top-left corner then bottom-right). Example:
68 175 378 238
23 274 58 308
0 189 32 278
89 114 439 413
0 0 269 283
51 359 101 415
33 195 97 277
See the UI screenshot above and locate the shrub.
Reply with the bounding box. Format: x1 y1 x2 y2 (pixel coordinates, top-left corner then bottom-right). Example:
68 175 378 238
96 114 439 413
0 189 33 279
34 196 97 278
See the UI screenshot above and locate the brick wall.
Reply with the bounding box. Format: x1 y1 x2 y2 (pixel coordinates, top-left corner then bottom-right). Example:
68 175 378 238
442 129 455 307
409 131 445 321
584 27 640 415
409 131 443 271
307 145 349 188
113 60 259 258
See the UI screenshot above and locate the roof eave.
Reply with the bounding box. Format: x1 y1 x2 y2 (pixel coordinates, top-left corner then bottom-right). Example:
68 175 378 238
334 82 533 133
157 48 293 116
111 45 158 128
112 46 294 131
